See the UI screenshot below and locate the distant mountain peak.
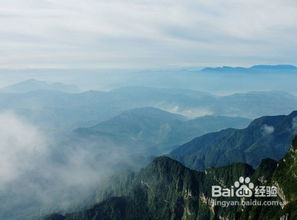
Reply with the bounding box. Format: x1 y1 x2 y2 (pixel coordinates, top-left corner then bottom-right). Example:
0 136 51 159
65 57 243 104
120 107 186 119
202 64 297 72
2 79 80 93
250 64 297 70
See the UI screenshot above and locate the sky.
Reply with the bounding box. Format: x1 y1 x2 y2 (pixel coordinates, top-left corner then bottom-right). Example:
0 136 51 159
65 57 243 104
0 0 296 69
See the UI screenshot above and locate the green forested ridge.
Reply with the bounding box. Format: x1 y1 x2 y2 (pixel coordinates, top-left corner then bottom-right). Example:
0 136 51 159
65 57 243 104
46 137 297 220
170 110 297 170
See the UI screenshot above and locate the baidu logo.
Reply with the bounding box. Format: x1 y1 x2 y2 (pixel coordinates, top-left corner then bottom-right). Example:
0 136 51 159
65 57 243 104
211 176 277 198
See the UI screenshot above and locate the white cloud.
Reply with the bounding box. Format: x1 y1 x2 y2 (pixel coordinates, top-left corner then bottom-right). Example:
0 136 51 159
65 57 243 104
160 105 213 118
0 112 48 184
261 124 274 136
0 0 296 68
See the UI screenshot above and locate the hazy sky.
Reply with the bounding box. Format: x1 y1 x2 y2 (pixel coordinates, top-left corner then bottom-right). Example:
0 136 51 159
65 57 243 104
0 0 296 69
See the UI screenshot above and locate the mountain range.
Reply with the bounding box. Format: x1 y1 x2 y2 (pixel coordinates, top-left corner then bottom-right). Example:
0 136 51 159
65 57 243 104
3 64 297 94
46 136 297 220
202 64 297 73
1 79 80 93
170 110 297 170
1 82 297 133
75 107 250 155
1 72 297 220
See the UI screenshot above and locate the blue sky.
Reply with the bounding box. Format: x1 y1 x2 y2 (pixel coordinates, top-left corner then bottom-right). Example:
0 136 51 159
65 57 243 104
0 0 296 69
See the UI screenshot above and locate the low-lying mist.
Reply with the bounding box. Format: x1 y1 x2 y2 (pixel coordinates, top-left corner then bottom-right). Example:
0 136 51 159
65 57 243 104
0 112 142 219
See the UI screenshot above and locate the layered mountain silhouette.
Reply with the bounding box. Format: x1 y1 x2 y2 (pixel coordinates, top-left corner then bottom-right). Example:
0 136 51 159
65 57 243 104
75 107 250 155
170 110 297 170
202 64 297 73
46 136 297 220
2 79 80 93
1 84 297 133
110 87 297 119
